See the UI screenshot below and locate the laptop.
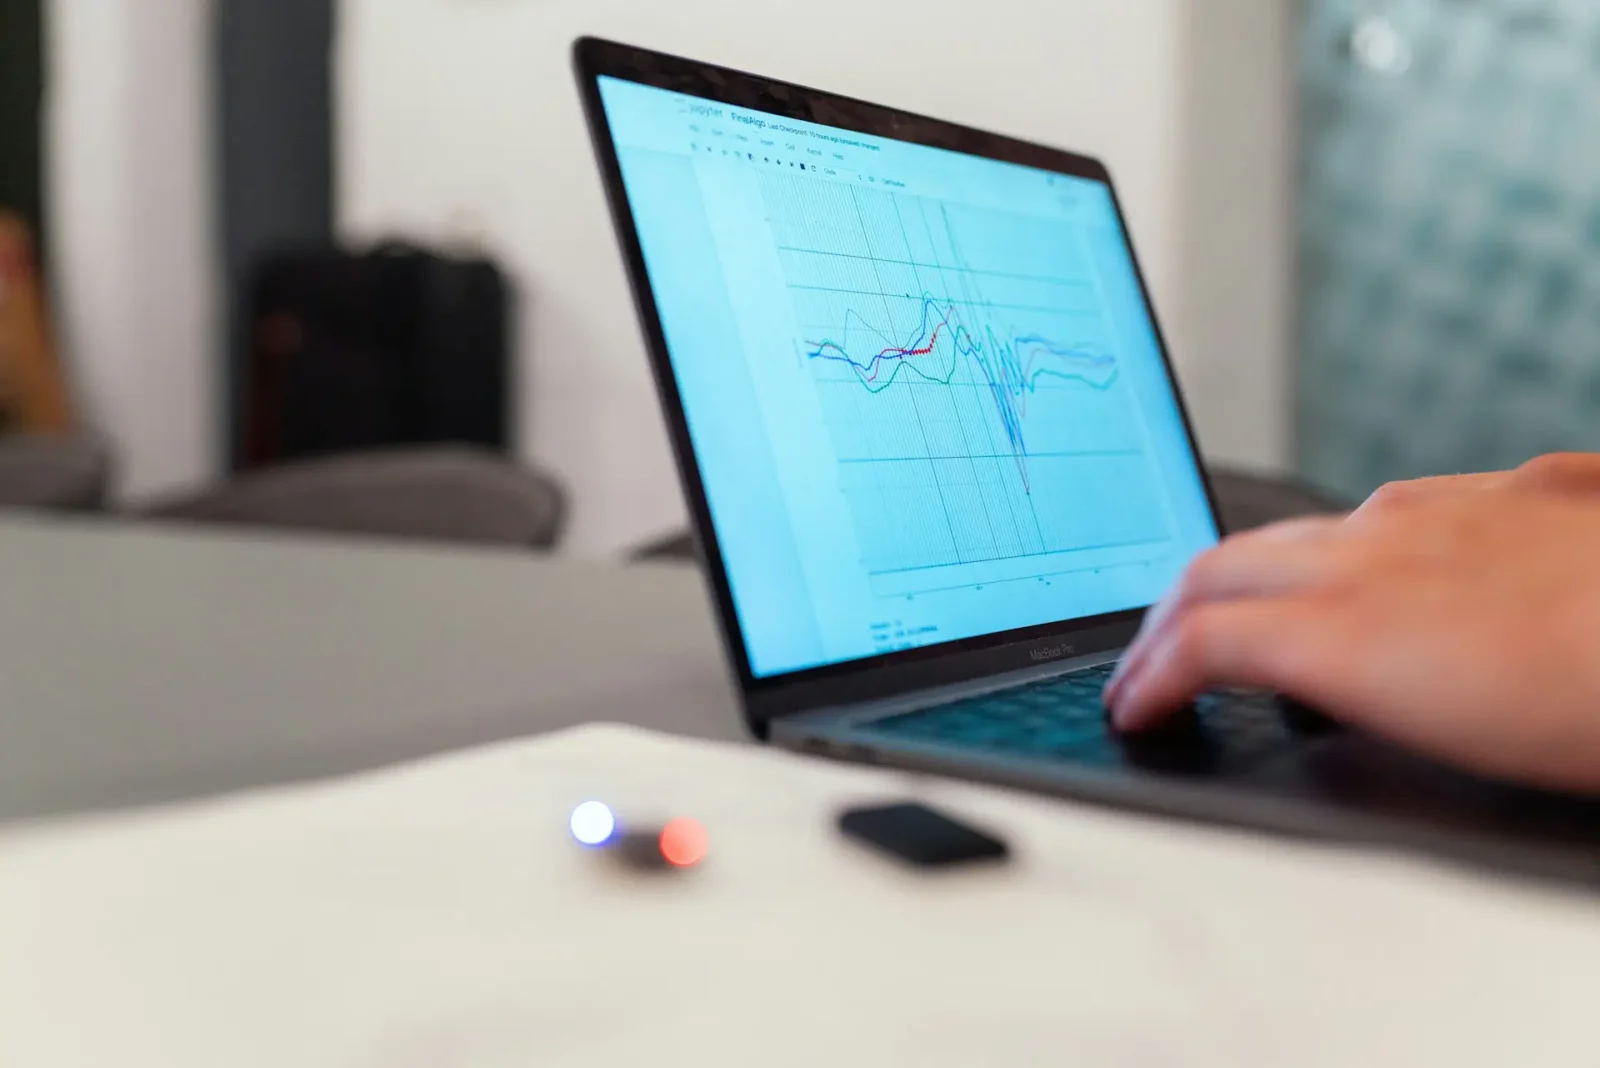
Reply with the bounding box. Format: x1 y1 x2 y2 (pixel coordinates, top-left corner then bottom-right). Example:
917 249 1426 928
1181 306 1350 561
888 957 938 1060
574 37 1600 885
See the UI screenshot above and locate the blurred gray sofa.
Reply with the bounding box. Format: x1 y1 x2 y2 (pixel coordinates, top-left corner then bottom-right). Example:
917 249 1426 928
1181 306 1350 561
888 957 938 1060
0 437 565 550
0 434 113 512
143 446 565 549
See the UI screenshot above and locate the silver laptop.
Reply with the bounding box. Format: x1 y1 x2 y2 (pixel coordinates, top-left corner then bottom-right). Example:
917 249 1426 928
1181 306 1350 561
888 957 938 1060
575 37 1600 886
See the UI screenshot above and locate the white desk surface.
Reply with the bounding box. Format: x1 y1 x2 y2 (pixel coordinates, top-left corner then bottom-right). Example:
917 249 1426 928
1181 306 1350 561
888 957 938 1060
0 515 740 823
4 724 1600 1067
6 519 1600 1064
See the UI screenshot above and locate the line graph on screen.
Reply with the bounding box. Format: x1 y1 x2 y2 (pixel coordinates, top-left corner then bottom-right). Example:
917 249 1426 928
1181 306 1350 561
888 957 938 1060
804 297 1122 490
761 173 1175 588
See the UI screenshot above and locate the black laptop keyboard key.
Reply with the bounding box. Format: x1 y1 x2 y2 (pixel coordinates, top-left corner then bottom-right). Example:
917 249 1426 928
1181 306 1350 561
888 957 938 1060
1199 690 1301 758
1276 695 1344 736
864 671 1297 775
1115 708 1222 775
865 664 1115 758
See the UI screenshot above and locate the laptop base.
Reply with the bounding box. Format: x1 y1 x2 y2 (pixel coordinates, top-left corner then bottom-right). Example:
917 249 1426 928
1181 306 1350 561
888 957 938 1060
776 703 1600 889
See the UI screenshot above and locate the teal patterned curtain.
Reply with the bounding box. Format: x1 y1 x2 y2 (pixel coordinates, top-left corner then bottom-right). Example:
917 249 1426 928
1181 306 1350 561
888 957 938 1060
1298 0 1600 498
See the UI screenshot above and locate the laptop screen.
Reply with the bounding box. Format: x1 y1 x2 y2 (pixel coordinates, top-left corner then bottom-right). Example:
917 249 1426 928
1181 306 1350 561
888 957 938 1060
596 75 1219 679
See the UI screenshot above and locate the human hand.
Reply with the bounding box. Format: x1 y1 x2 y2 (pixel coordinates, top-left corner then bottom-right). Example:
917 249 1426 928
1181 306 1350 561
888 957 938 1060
1104 454 1600 793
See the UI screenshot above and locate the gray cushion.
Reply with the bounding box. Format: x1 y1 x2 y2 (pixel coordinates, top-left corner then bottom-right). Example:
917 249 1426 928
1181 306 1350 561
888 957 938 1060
0 434 112 512
145 446 565 549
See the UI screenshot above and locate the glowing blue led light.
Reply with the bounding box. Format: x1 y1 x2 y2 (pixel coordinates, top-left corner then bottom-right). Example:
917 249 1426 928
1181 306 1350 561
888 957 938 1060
570 801 617 847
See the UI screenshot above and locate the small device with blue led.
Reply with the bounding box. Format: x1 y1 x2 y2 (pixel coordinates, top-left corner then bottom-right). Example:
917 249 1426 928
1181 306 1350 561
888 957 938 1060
570 801 709 871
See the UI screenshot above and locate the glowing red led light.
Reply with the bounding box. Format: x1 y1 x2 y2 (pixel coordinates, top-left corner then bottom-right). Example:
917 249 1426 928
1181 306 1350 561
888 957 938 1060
658 818 708 868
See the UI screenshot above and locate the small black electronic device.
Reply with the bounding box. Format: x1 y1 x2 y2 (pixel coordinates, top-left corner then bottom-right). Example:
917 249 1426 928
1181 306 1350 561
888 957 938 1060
839 802 1009 869
574 36 1600 888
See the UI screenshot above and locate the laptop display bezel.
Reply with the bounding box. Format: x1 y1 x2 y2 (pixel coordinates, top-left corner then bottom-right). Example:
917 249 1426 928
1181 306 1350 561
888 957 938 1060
573 36 1224 734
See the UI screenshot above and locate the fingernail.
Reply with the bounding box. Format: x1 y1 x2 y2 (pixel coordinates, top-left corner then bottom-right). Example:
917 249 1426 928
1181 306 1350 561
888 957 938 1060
1103 671 1124 708
1109 696 1135 733
1106 648 1138 697
1104 675 1134 730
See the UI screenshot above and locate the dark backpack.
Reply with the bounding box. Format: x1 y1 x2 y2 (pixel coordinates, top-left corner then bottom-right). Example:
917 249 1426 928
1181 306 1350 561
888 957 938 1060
240 243 512 470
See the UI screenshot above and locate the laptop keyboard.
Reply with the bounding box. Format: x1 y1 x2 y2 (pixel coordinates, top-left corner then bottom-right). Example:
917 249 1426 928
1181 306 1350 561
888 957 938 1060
861 662 1301 776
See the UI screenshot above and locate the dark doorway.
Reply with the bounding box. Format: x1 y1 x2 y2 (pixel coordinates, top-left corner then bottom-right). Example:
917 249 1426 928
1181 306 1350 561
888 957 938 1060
216 0 336 470
0 0 45 246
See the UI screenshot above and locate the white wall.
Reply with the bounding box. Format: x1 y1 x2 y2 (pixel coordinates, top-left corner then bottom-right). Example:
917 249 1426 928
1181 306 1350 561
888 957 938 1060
35 0 1291 537
46 0 217 500
1175 0 1296 473
338 0 1213 554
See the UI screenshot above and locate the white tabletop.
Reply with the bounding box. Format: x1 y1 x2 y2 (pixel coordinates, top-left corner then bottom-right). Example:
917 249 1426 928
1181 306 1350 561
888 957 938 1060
0 515 741 823
7 520 1600 1065
5 724 1600 1067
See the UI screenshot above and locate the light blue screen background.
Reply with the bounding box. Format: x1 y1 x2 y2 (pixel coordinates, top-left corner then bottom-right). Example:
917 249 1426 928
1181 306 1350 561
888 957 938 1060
598 76 1218 679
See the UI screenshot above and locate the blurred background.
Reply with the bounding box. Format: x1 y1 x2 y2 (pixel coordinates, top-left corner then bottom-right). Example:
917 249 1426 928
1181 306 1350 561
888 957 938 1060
1 0 1592 556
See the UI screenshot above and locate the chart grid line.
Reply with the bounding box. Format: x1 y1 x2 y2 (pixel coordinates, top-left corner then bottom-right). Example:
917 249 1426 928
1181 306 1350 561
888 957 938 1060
776 245 1091 286
837 449 1144 463
871 554 1176 599
867 537 1172 578
787 284 1099 317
